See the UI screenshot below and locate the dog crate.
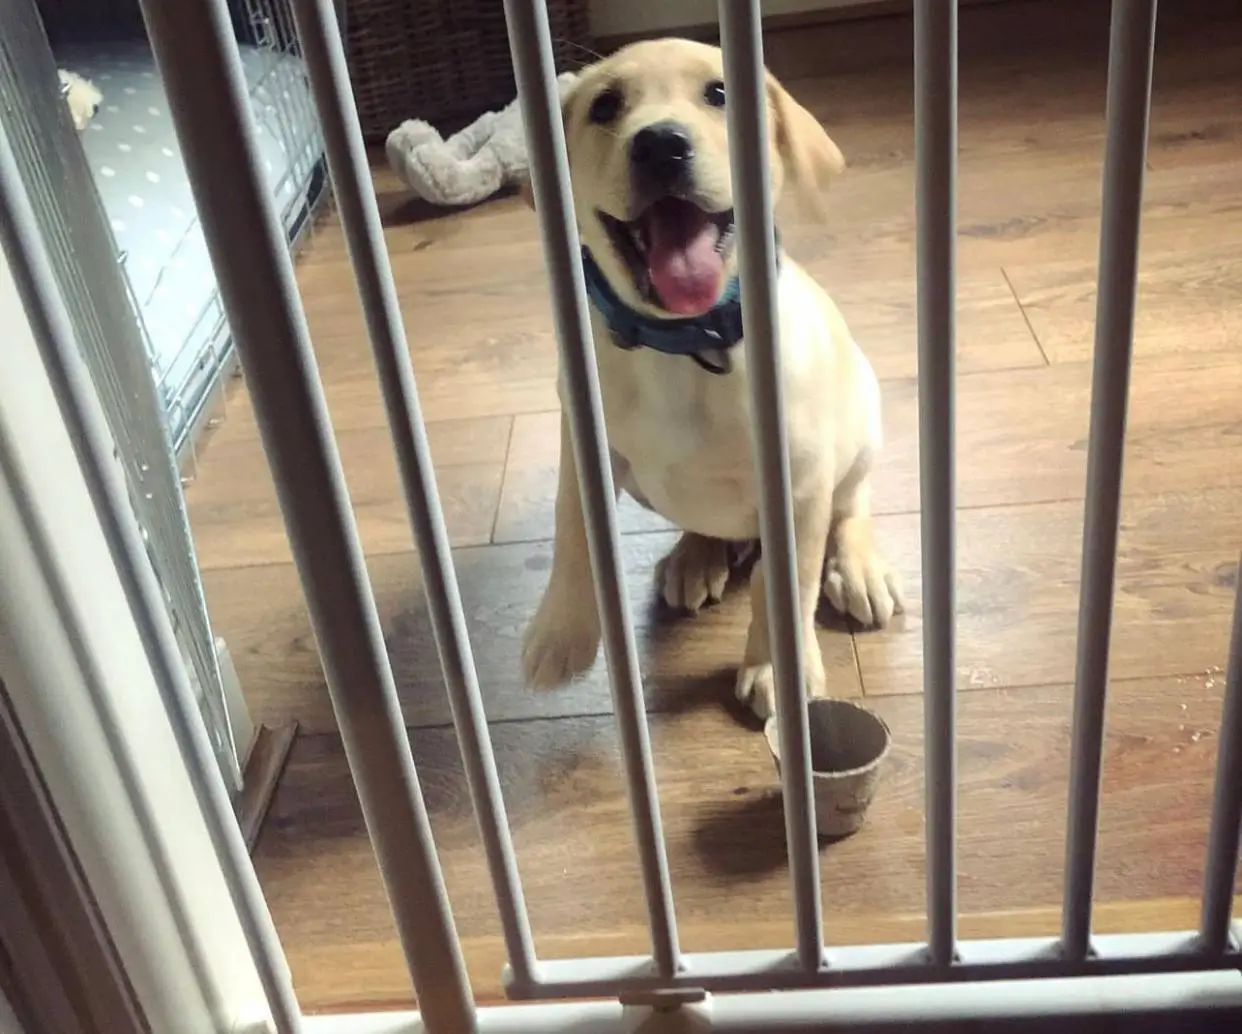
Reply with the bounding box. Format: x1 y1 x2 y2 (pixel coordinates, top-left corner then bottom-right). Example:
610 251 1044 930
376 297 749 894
0 0 1239 1032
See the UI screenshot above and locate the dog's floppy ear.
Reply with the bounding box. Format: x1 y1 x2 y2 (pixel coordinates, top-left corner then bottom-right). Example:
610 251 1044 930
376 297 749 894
767 72 845 219
519 70 586 211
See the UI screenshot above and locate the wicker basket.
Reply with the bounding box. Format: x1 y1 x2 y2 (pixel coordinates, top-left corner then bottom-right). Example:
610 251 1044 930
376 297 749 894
344 0 592 142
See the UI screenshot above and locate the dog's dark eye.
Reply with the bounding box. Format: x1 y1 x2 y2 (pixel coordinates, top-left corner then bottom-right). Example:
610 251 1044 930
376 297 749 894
588 87 623 125
704 79 726 108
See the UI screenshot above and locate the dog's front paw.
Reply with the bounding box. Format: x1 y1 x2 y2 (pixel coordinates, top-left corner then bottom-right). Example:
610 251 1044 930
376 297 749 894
656 532 732 613
735 663 778 721
522 592 601 690
822 540 904 629
735 659 827 722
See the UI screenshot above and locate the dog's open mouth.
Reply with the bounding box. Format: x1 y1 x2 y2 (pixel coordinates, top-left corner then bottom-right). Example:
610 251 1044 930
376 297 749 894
598 198 735 317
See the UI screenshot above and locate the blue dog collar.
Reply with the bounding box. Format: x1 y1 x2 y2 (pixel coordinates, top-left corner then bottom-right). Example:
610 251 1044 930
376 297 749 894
581 245 775 376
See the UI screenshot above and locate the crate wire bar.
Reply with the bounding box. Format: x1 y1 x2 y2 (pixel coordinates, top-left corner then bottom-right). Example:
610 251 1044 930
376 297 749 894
4 0 1240 1030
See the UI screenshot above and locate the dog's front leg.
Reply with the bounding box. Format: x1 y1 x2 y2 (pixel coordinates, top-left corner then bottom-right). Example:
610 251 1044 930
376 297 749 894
735 492 833 721
823 470 904 629
522 413 604 688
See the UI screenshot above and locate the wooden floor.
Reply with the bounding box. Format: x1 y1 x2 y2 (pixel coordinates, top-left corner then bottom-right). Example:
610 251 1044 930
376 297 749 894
184 0 1242 1014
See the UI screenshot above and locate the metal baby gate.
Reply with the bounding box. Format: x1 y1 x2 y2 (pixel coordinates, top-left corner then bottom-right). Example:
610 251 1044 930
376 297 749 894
0 0 1239 1031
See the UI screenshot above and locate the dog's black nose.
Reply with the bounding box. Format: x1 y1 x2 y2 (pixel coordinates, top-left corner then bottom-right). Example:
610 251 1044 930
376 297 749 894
630 121 694 191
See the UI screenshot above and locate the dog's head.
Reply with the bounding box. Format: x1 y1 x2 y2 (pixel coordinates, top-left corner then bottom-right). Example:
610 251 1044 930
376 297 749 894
549 38 843 319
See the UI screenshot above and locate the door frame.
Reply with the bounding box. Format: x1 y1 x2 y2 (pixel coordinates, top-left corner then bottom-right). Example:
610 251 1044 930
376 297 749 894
0 235 269 1034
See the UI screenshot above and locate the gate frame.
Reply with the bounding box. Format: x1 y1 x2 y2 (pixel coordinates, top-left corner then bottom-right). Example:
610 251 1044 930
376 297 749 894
2 0 1241 1031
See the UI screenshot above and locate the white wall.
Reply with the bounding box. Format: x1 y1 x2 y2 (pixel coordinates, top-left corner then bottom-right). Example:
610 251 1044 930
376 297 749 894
589 0 870 38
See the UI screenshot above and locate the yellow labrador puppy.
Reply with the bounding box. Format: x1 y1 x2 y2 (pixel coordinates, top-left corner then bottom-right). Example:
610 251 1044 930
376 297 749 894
522 38 902 720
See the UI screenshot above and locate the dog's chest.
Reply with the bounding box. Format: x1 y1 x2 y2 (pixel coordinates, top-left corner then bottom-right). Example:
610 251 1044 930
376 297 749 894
592 330 761 539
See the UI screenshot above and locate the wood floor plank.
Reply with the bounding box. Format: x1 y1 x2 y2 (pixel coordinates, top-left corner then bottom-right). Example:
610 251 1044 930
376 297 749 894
1005 242 1242 364
786 157 1242 285
185 416 511 569
793 23 1241 178
225 313 563 430
875 352 1242 514
494 411 674 545
278 240 1046 447
229 41 1240 442
202 531 863 735
808 267 1046 380
255 673 1226 1009
856 489 1240 696
493 354 1242 543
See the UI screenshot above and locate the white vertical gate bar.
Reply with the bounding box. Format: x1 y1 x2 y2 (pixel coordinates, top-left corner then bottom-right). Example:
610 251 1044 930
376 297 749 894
1200 554 1242 955
502 0 682 978
288 0 539 986
0 126 304 1034
913 0 959 967
135 1 477 1028
718 0 824 971
1061 0 1158 963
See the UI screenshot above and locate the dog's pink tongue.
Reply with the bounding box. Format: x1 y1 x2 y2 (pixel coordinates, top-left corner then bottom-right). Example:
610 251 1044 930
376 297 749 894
645 202 724 316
